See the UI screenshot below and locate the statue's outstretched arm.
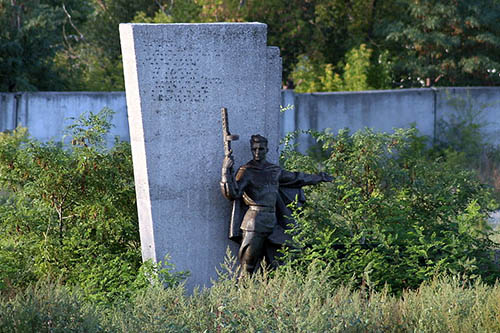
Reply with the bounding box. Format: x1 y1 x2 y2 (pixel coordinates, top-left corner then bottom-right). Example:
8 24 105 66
279 170 333 188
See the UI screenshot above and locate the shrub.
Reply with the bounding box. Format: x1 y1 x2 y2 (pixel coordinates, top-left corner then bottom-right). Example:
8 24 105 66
0 109 141 302
280 128 500 292
2 260 500 332
0 280 101 332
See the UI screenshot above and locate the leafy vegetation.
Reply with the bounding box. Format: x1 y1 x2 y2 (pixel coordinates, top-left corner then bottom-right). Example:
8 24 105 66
1 100 500 329
1 0 499 92
2 265 500 332
0 109 141 302
280 127 500 292
291 44 392 92
382 0 500 87
0 0 90 91
0 109 186 303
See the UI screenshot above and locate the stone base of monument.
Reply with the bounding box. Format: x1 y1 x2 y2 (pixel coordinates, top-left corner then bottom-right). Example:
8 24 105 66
120 23 281 290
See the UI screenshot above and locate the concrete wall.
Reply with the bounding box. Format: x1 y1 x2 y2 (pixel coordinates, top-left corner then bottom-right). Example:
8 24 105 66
281 87 500 152
1 87 499 149
435 87 500 143
0 92 129 144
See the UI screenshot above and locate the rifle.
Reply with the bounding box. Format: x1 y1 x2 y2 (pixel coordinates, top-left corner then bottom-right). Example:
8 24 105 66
220 108 240 200
221 107 239 160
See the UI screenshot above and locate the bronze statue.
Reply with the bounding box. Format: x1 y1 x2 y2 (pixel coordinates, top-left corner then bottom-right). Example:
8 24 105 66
220 108 332 275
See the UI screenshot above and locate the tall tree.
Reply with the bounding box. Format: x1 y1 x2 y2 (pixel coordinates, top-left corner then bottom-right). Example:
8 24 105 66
138 0 393 86
0 0 90 91
56 0 171 91
381 0 500 87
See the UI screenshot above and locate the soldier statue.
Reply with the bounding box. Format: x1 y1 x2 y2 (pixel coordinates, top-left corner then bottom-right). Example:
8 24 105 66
220 130 332 275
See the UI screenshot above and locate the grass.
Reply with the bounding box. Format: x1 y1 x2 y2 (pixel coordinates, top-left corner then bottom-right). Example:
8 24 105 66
2 262 500 333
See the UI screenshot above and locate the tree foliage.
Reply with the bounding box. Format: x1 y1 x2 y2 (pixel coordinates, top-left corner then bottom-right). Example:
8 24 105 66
382 0 500 87
280 128 500 292
0 0 90 91
1 0 499 91
291 44 392 92
0 109 141 302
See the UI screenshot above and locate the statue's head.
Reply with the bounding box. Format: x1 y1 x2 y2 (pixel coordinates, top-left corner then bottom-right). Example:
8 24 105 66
250 134 268 162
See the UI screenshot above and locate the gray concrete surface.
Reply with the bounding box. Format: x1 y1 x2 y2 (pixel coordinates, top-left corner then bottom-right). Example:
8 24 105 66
1 88 499 151
0 94 16 131
0 92 129 144
120 23 281 290
435 87 500 144
280 87 500 152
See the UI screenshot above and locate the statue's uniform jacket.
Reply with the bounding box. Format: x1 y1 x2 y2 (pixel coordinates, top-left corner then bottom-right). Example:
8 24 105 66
221 159 325 242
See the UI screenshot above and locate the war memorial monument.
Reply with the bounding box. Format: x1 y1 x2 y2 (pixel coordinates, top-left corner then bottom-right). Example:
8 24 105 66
120 23 282 289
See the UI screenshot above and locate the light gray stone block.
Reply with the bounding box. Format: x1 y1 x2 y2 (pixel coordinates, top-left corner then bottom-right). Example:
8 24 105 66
119 23 281 289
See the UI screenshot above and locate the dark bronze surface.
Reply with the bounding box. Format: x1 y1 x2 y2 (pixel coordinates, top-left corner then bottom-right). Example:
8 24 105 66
220 109 332 276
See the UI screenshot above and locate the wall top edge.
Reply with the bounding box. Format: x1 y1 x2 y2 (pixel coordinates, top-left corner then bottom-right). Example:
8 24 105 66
119 22 267 27
292 86 500 96
2 87 498 96
0 92 126 96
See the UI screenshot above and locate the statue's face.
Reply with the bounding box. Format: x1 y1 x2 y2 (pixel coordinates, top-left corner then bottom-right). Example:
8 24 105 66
251 142 268 162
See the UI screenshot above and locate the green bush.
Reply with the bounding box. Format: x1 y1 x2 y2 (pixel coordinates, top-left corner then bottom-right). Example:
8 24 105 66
2 265 500 332
291 44 392 93
0 109 141 302
0 280 101 333
280 128 500 292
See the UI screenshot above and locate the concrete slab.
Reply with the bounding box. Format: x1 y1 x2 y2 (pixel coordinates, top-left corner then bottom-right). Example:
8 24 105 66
119 23 281 289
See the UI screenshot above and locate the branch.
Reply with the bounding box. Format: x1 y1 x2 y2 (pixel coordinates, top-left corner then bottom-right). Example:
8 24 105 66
62 3 84 41
94 0 107 11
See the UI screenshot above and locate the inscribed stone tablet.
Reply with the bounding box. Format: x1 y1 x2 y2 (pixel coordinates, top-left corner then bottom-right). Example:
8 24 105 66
120 23 281 289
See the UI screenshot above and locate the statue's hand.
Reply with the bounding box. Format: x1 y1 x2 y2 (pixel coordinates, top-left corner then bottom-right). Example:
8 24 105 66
319 172 333 182
222 156 234 170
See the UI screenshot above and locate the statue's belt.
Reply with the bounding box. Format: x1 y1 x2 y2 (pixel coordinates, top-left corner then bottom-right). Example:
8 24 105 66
248 205 275 213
